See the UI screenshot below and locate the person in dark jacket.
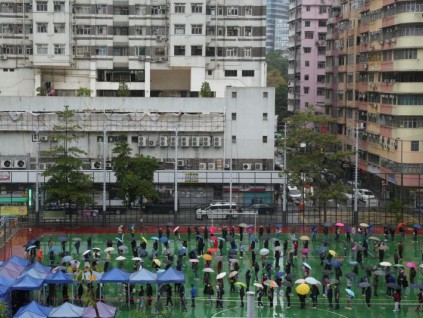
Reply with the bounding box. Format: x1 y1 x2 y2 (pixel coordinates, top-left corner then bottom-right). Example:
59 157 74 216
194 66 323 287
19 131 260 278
285 285 292 308
327 284 333 308
239 286 245 307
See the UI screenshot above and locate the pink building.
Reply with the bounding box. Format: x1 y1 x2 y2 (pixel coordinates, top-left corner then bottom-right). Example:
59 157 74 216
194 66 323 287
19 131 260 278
287 0 332 113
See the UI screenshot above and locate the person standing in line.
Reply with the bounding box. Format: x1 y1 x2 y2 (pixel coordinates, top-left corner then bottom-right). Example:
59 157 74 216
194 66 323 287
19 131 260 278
216 285 223 309
365 286 372 308
245 270 251 290
165 284 173 307
285 285 292 308
415 288 423 312
334 285 340 310
393 289 401 312
190 284 196 307
268 287 274 308
327 284 333 309
257 286 264 308
239 286 245 307
187 225 191 242
311 284 320 308
118 225 123 240
86 237 92 251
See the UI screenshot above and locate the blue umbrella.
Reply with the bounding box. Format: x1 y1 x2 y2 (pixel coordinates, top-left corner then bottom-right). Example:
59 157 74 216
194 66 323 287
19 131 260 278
151 237 159 241
178 248 187 256
413 224 422 229
249 235 257 242
138 249 148 257
58 236 68 242
160 237 169 244
61 256 72 262
317 246 328 254
329 260 342 267
196 234 204 239
115 237 123 243
49 247 60 252
276 271 285 279
345 289 355 297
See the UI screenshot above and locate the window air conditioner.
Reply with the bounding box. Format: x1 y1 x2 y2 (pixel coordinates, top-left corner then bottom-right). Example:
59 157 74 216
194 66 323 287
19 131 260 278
224 164 230 170
40 136 49 142
91 161 102 170
160 136 168 147
213 136 222 147
149 139 157 147
208 163 215 170
243 163 252 170
138 136 148 147
14 159 26 169
191 136 200 147
1 160 12 169
0 55 7 60
106 161 113 169
38 163 46 170
254 163 263 170
177 160 185 167
199 163 207 170
202 136 211 147
181 136 190 147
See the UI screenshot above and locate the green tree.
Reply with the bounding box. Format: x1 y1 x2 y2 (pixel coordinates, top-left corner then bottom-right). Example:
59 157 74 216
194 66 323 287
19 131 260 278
112 137 159 207
266 51 288 121
41 106 94 223
283 108 352 221
116 81 130 97
200 81 213 97
0 301 9 318
36 87 47 96
266 51 288 74
77 87 92 96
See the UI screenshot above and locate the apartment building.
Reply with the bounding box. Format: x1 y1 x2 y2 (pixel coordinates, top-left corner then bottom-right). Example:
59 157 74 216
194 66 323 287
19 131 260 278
266 0 289 52
0 0 267 97
287 0 331 113
326 0 423 207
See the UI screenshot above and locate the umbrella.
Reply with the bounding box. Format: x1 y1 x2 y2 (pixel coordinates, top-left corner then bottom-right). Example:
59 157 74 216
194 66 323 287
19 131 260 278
83 250 91 256
49 247 60 252
116 256 126 261
359 282 370 288
153 259 161 267
228 249 237 255
104 247 114 252
72 237 81 241
239 223 248 228
248 235 256 242
285 274 297 280
303 262 311 270
420 264 423 269
387 283 400 289
141 236 148 244
203 268 214 273
329 260 342 267
295 279 306 284
118 245 128 251
196 235 204 239
359 223 369 228
61 256 72 262
301 248 310 255
202 254 213 261
207 248 217 254
406 262 417 269
328 250 337 256
305 277 320 285
229 259 239 263
234 282 247 288
166 222 174 227
189 259 199 263
349 261 358 266
369 236 380 242
374 270 386 276
26 245 37 250
163 249 172 256
299 235 310 241
330 278 339 284
394 264 404 268
92 247 101 251
413 224 423 229
282 281 292 287
138 249 148 257
217 272 227 280
115 237 123 243
178 248 187 256
131 257 142 261
229 271 238 278
345 289 355 297
159 237 168 244
263 280 277 288
378 245 389 251
254 283 264 288
173 226 180 233
355 246 367 251
58 236 68 242
295 283 310 295
323 222 332 227
411 284 423 289
290 236 298 241
317 246 327 254
276 272 285 279
345 272 357 279
379 262 392 267
259 248 269 256
209 226 216 234
335 222 344 227
218 237 226 241
151 237 159 241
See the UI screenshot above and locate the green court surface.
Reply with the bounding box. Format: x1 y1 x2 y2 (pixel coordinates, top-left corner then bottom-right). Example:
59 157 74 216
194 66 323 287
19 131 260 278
36 230 423 318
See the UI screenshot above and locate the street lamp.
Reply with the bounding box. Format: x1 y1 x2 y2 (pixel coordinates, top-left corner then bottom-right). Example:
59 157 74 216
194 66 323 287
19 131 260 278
282 124 287 225
353 122 363 227
174 128 179 217
33 129 40 225
102 126 107 221
396 138 403 218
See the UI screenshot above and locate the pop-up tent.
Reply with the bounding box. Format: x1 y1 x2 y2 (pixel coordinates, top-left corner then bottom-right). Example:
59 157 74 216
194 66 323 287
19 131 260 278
26 262 51 274
7 256 29 267
99 268 129 283
14 300 52 318
48 302 83 318
156 268 185 284
81 302 116 318
129 268 157 284
11 275 43 291
19 268 48 280
44 271 73 284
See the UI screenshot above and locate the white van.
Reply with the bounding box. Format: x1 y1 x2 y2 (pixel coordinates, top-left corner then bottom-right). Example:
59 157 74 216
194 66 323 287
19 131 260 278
196 202 238 220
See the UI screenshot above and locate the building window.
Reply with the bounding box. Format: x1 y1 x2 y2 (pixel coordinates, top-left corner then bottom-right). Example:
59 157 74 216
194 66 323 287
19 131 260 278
319 6 327 13
54 1 65 12
317 88 325 96
245 6 252 15
54 23 65 33
411 141 419 152
263 92 268 98
37 23 48 33
317 75 325 82
317 61 325 68
151 26 166 36
227 6 238 16
306 6 311 11
305 31 314 39
113 27 129 36
191 45 202 56
226 48 237 57
305 61 310 66
174 24 185 35
262 136 268 143
134 46 146 56
225 70 237 77
76 25 91 35
191 24 202 35
242 70 254 77
303 47 311 53
96 25 107 35
226 27 239 36
232 136 237 143
305 21 311 27
36 44 48 54
174 45 185 56
191 3 202 13
244 47 251 57
231 113 237 120
318 20 326 27
304 75 309 80
95 46 107 56
231 92 237 98
134 5 146 15
263 113 268 120
174 3 185 13
114 6 129 15
36 1 47 11
74 46 90 56
304 87 309 94
244 26 252 36
54 44 65 55
151 5 166 15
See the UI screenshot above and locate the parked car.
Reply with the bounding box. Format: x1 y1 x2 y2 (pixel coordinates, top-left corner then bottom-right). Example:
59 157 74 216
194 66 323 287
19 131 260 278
240 203 276 215
196 202 238 220
288 189 302 202
357 189 378 207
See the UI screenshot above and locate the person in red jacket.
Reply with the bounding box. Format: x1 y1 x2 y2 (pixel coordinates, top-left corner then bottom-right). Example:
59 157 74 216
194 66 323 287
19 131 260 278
393 289 401 312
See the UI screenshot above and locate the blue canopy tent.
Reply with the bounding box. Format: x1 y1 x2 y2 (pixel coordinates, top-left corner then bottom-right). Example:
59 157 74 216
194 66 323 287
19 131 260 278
26 262 51 274
11 275 44 291
44 271 73 284
157 268 185 284
48 302 83 318
14 300 52 318
19 269 48 280
81 302 116 318
99 269 130 307
0 274 14 287
129 268 157 284
1 261 25 273
7 256 29 267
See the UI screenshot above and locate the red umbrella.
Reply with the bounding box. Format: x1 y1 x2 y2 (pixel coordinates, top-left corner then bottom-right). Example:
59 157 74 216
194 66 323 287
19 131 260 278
301 248 310 255
406 262 417 269
207 248 218 254
210 226 217 234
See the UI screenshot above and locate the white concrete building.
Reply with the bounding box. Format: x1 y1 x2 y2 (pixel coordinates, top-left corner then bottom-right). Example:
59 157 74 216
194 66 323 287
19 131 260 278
0 0 267 98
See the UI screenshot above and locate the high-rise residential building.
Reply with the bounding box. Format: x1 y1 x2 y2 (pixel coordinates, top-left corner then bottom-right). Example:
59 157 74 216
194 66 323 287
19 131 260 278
287 0 331 113
266 0 289 52
0 0 267 97
326 0 423 208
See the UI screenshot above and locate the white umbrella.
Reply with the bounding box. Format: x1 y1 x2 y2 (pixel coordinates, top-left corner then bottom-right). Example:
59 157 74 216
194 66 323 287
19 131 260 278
173 226 180 233
229 271 238 278
203 268 214 273
303 262 311 270
295 278 306 284
83 250 91 256
259 248 269 256
305 277 320 285
104 247 114 252
131 257 142 261
116 256 126 261
217 272 227 279
380 261 392 267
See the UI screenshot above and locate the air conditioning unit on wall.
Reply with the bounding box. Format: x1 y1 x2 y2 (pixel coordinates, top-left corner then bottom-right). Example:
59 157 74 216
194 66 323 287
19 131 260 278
202 137 211 147
14 159 26 169
199 162 207 170
192 136 200 147
254 163 263 170
243 163 252 170
1 160 12 169
213 136 222 147
170 136 178 147
181 136 190 147
208 163 215 170
160 136 168 147
91 161 102 170
138 136 148 147
149 139 156 147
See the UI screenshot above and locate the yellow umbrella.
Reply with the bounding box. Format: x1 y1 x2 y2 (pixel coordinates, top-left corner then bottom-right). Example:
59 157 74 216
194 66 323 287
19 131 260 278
295 283 311 295
300 235 310 241
141 236 148 244
202 254 213 261
329 250 337 257
153 259 161 267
